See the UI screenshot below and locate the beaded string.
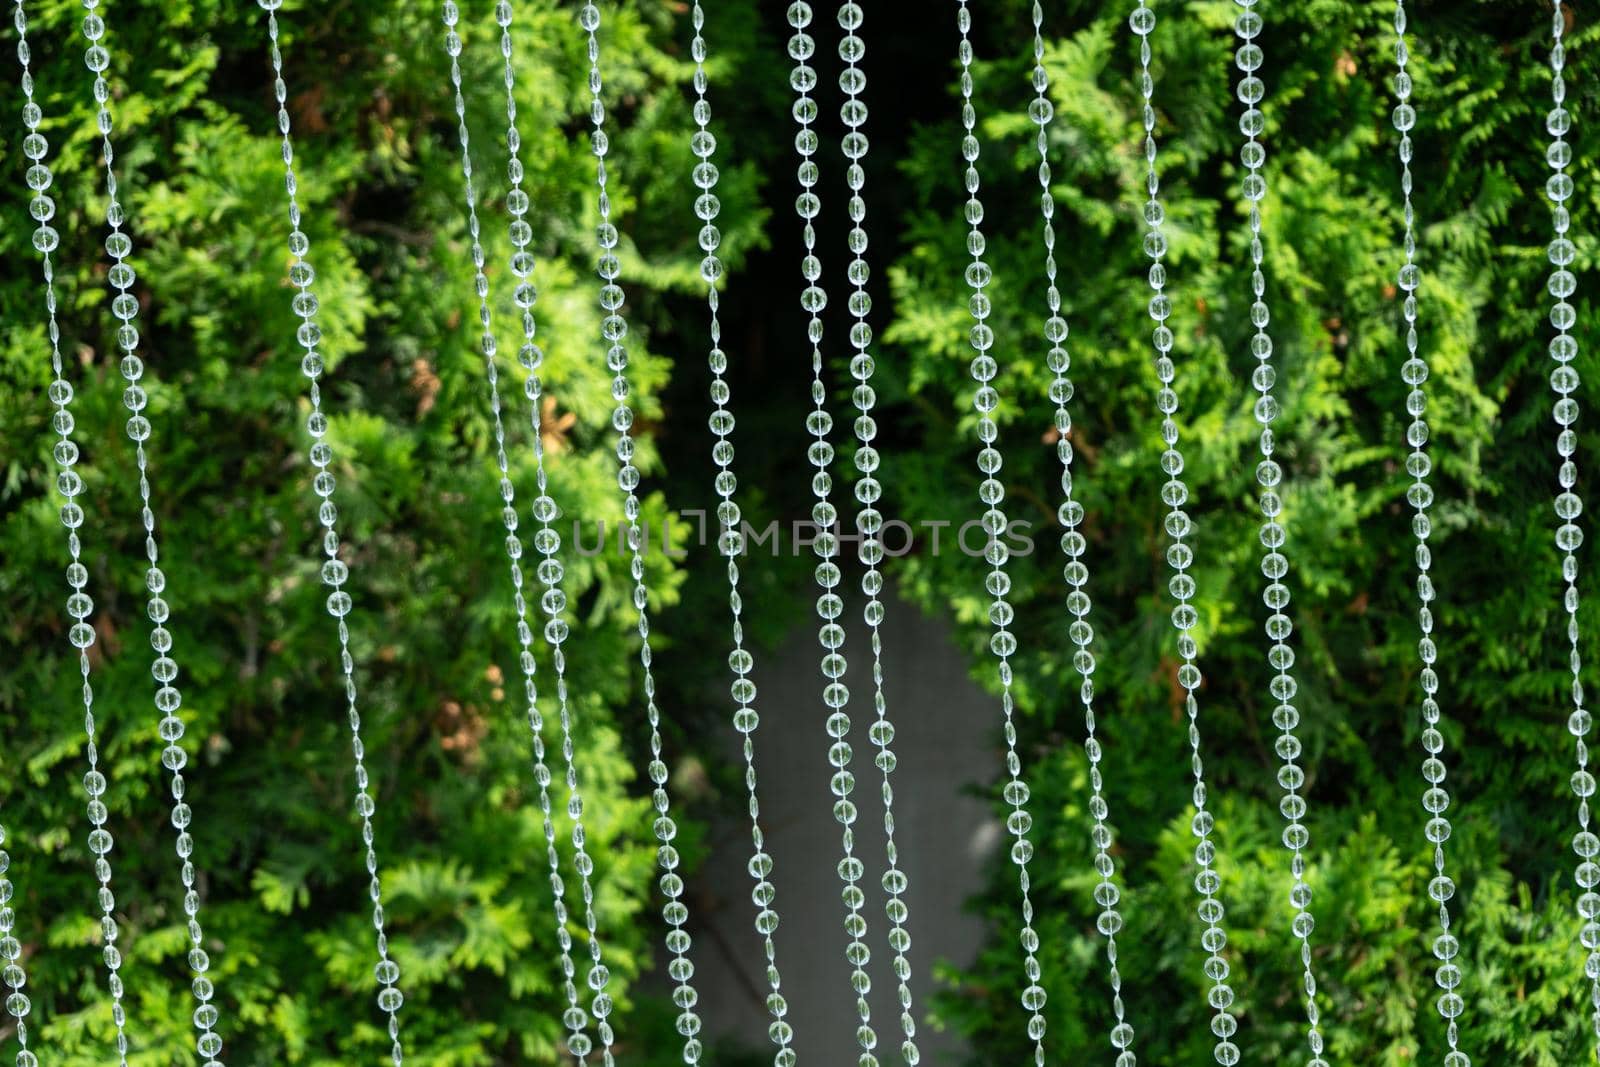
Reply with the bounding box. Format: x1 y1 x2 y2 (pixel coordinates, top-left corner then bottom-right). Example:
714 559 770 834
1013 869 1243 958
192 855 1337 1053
13 3 133 1061
1126 4 1240 1062
832 0 887 1054
253 4 406 1062
0 821 36 1067
637 4 717 1057
823 1 921 1057
1539 4 1600 1046
1224 2 1328 1061
776 1 898 1059
671 2 810 1062
1022 5 1135 1064
435 4 614 1060
780 14 861 1050
948 6 1049 1063
575 3 795 1062
71 1 229 1060
1389 5 1472 1063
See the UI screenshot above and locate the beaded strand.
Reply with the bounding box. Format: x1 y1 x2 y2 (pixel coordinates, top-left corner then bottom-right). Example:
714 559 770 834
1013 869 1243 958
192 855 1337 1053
493 3 709 1057
254 4 406 1061
639 4 723 1057
686 4 811 1059
1224 3 1328 1061
1126 4 1240 1062
0 819 37 1067
1389 5 1473 1062
786 1 902 1059
1023 5 1135 1064
828 2 922 1054
577 3 794 1062
74 2 228 1060
13 3 133 1060
1539 4 1600 1046
781 20 855 1017
782 18 858 1035
436 5 611 1059
949 6 1049 1062
675 2 812 1062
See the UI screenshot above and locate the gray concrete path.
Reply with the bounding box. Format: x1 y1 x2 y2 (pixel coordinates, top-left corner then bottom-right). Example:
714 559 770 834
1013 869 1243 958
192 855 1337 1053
678 585 1002 1065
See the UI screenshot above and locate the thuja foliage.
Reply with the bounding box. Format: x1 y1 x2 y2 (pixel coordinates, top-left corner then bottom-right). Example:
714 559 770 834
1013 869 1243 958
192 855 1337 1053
8 0 1600 1064
880 1 1600 1065
0 0 768 1063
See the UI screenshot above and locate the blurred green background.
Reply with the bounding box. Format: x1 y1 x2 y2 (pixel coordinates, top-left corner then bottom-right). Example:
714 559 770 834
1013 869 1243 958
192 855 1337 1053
2 0 1598 1064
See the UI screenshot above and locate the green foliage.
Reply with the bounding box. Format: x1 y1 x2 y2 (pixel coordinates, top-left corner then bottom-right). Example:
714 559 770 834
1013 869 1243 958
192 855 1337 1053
7 0 1600 1064
883 0 1600 1063
0 0 764 1063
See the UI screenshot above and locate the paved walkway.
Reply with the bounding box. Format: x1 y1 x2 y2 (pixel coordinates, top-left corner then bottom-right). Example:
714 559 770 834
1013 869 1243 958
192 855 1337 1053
679 586 1001 1065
